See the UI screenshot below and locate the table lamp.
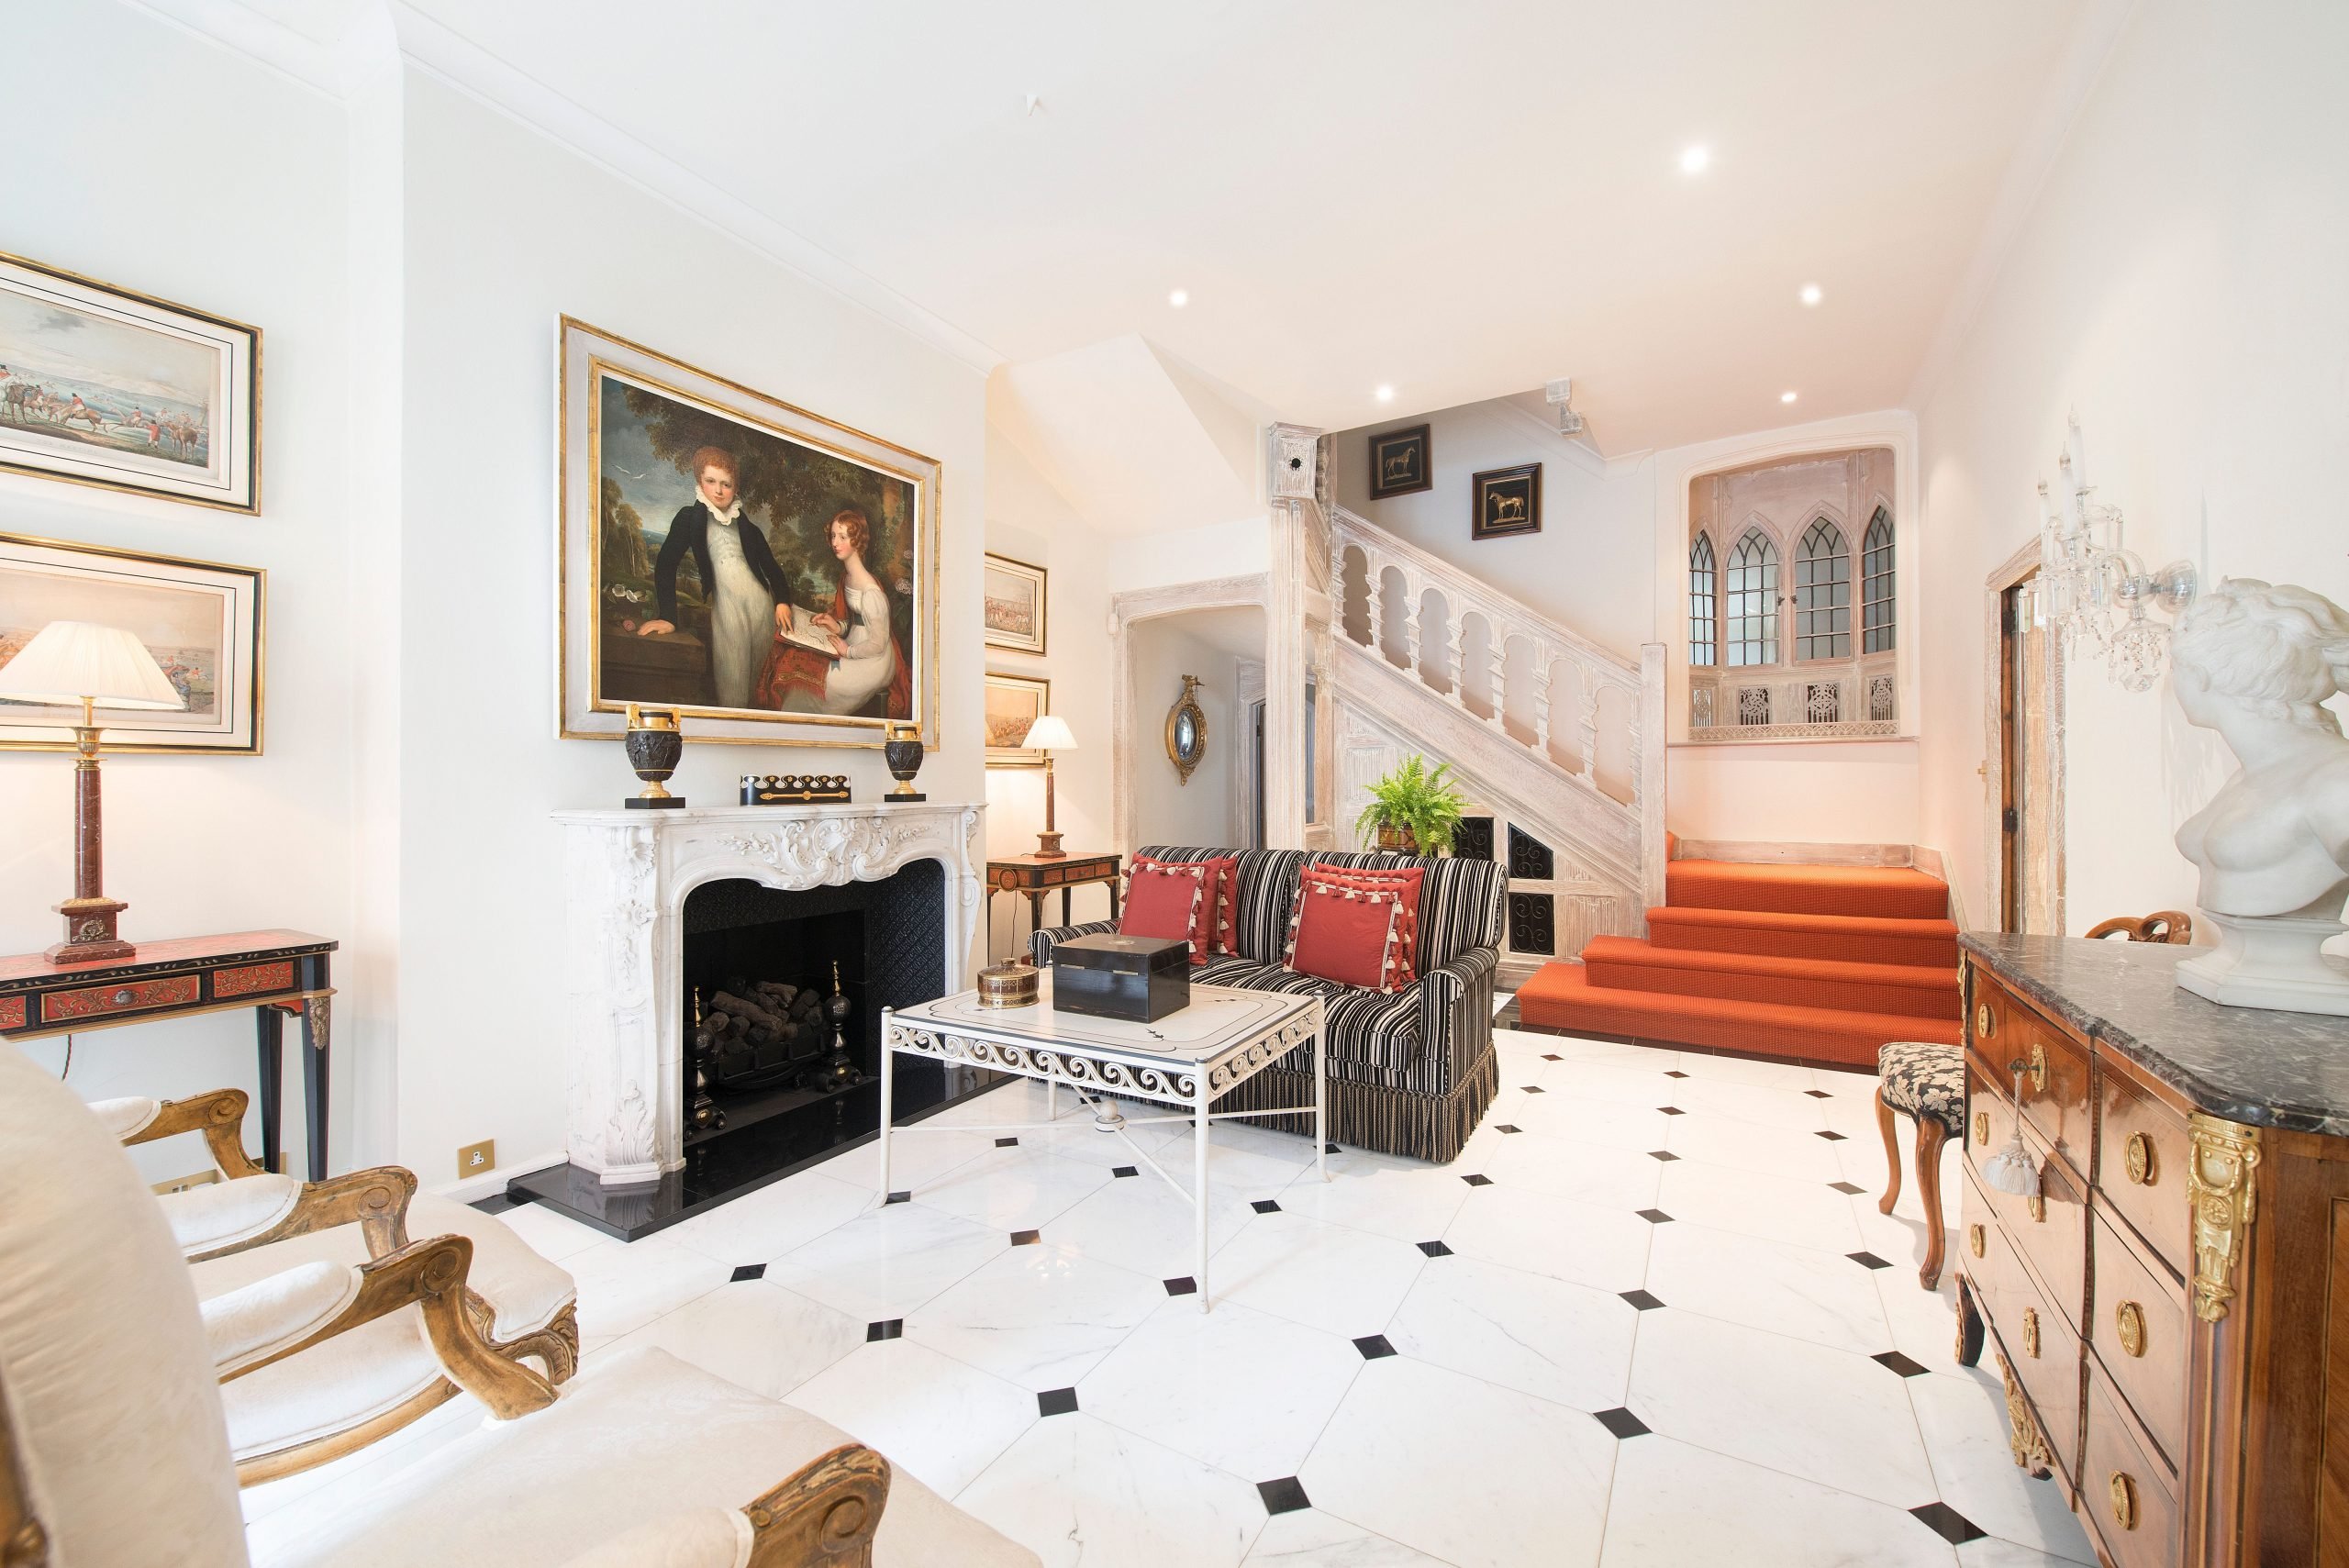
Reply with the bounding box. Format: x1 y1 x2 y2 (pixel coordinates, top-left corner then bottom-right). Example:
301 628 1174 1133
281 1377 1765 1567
1021 714 1077 859
0 620 185 962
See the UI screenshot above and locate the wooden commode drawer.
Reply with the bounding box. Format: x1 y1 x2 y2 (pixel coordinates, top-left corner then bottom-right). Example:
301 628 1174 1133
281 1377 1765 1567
40 973 201 1024
2084 1357 2180 1568
1958 1162 2001 1299
1969 972 2092 1173
2098 1070 2191 1274
1984 1218 2082 1482
1965 1062 2087 1323
2088 1207 2187 1473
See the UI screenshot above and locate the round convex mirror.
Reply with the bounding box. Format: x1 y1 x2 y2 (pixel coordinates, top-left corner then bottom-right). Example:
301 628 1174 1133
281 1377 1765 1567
1165 674 1208 784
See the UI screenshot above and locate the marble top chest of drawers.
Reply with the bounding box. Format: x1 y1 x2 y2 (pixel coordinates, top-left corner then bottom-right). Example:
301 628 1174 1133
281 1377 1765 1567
1957 934 2349 1568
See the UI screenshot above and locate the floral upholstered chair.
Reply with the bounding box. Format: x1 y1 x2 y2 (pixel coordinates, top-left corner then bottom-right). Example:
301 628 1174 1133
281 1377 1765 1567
1874 1040 1965 1288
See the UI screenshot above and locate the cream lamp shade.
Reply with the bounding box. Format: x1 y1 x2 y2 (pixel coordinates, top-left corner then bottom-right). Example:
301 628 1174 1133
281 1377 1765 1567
1020 715 1077 751
0 620 184 711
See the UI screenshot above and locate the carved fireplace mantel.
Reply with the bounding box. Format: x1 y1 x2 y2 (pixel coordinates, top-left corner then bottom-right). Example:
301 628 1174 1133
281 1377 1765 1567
553 802 984 1186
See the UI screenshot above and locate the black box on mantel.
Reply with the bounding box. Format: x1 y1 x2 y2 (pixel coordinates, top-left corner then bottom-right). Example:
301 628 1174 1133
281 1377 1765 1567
1051 933 1190 1023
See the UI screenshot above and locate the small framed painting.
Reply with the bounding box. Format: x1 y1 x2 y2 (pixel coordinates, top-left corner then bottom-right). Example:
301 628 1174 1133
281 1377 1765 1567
0 532 264 753
985 672 1050 768
983 552 1047 654
1472 462 1542 539
1368 423 1431 499
0 252 261 513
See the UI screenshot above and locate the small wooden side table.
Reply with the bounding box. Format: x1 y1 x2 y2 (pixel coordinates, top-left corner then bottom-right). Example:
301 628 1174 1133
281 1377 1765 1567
0 929 338 1179
986 853 1121 956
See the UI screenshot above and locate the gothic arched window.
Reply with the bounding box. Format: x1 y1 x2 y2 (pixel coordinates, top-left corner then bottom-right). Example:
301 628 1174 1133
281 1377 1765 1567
1725 529 1778 667
1688 533 1717 667
1862 507 1895 653
1794 517 1851 661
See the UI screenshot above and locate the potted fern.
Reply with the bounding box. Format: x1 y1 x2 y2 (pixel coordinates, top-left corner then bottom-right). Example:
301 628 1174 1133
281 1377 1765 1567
1353 754 1467 855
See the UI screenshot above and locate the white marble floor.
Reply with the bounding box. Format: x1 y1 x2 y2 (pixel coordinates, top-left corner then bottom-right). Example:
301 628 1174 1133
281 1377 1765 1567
244 1011 2098 1567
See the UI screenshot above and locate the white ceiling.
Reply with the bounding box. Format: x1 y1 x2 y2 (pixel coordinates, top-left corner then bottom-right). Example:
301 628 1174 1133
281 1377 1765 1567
234 0 2096 453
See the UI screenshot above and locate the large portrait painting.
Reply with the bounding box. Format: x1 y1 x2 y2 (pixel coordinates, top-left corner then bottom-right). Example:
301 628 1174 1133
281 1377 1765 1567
0 532 263 752
559 318 940 748
0 252 260 512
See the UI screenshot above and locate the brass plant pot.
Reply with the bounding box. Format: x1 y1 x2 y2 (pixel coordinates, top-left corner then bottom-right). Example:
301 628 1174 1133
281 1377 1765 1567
1375 822 1420 854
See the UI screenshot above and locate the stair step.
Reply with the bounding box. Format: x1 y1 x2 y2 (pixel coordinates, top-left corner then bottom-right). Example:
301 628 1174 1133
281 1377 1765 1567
1666 860 1951 922
1514 962 1960 1068
1580 937 1958 1021
1646 906 1960 968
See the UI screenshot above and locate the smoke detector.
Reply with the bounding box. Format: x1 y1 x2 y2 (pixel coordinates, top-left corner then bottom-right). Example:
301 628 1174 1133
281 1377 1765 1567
1544 378 1584 437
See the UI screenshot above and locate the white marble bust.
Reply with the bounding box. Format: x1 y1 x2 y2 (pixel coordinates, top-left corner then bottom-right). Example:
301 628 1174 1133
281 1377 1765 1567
2169 579 2349 1014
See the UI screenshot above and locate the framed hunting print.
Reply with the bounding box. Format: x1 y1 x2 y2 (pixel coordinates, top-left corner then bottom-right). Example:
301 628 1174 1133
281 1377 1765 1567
1367 423 1431 500
983 551 1047 654
1472 462 1542 540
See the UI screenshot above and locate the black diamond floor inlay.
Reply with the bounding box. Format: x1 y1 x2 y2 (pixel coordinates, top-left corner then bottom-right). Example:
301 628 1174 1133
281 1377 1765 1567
1593 1407 1652 1439
729 1263 767 1283
1636 1208 1675 1224
1257 1477 1311 1516
1848 1251 1892 1270
1658 1106 1685 1116
1648 1150 1680 1162
1353 1334 1397 1360
1418 1240 1453 1257
1619 1289 1665 1311
885 1190 911 1205
1326 1141 1341 1154
1664 1070 1689 1079
1010 1229 1041 1246
1805 1088 1832 1098
1816 1129 1848 1141
1037 1386 1080 1418
1522 1085 1546 1095
1542 1052 1564 1062
866 1319 904 1341
1873 1351 1930 1378
1495 1124 1522 1134
1112 1166 1139 1178
1828 1181 1866 1195
1163 1275 1198 1296
1908 1502 1987 1544
1463 1173 1493 1186
1252 1199 1282 1214
996 1136 1021 1148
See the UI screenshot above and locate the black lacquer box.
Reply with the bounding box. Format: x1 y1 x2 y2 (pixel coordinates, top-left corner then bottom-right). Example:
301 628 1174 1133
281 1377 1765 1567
1052 934 1190 1023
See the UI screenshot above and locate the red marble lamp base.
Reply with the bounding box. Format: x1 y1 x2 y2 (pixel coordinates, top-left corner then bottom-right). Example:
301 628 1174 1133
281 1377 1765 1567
50 895 134 964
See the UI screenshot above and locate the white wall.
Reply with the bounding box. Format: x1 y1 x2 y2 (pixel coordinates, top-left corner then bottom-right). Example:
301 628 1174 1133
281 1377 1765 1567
1129 615 1259 850
0 4 353 1184
1667 741 1920 846
1330 399 1656 660
389 72 988 1183
1915 0 2349 932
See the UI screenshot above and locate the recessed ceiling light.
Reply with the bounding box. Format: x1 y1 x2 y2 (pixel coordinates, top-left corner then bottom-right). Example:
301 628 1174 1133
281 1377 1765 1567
1375 385 1396 403
1678 144 1711 175
1799 284 1823 306
1168 289 1188 307
1780 391 1799 405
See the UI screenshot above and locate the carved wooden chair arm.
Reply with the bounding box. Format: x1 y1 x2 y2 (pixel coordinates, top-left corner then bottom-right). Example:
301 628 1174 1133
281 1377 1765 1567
184 1165 417 1265
2087 910 2196 944
112 1086 266 1179
218 1232 558 1422
744 1443 892 1567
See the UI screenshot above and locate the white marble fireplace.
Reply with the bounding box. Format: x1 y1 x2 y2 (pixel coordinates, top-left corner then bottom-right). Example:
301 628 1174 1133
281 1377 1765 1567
553 802 983 1186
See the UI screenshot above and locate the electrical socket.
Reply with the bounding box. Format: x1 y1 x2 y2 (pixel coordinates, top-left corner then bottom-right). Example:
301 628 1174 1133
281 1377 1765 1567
458 1139 495 1178
152 1169 222 1196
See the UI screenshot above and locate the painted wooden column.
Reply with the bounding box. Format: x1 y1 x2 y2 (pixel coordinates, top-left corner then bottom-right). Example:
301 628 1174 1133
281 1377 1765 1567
1264 421 1324 850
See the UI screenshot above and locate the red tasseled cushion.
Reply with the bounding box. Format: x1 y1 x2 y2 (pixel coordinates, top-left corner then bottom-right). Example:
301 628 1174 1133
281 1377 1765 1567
1202 855 1241 957
1121 861 1209 963
1284 871 1408 992
1309 862 1424 984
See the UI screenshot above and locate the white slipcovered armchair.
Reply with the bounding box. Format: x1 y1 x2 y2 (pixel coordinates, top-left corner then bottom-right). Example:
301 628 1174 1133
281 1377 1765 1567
95 1084 581 1484
0 1044 1041 1567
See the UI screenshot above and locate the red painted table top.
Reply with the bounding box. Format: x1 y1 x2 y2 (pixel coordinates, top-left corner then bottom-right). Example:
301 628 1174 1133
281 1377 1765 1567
0 929 335 986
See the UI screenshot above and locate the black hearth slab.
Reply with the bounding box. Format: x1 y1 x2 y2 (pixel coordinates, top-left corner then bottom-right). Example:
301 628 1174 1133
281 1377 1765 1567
507 1073 1016 1242
1962 933 2349 1136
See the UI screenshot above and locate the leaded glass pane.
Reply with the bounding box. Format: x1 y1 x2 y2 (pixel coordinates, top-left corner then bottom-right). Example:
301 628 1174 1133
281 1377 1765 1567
1795 518 1850 661
1725 530 1777 667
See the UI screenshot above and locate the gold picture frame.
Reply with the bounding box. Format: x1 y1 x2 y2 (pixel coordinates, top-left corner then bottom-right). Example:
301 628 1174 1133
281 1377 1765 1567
0 250 261 513
983 551 1047 655
985 671 1050 768
0 531 265 753
557 317 941 749
1165 673 1207 784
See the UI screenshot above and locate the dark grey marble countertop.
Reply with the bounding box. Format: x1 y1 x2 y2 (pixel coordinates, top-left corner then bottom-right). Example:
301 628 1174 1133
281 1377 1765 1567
1961 933 2349 1136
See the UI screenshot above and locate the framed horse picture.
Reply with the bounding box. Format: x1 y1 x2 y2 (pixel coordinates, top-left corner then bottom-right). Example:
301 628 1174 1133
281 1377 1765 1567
558 317 941 750
1367 423 1431 499
1471 462 1542 540
0 252 261 513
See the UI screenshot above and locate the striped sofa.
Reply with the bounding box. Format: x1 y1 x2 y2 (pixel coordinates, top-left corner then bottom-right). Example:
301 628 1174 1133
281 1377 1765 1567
1030 846 1507 1163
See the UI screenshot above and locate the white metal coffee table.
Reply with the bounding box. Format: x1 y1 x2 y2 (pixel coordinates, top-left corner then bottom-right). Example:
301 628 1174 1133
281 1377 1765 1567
879 977 1327 1309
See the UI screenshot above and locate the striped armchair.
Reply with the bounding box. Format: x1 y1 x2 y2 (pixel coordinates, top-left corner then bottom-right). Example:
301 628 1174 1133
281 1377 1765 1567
1031 846 1507 1162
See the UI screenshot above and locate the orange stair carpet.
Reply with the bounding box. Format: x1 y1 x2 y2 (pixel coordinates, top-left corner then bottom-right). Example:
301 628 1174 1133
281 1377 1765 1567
1517 859 1963 1067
